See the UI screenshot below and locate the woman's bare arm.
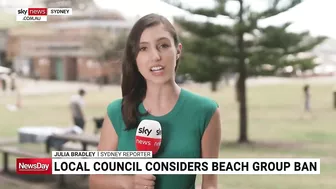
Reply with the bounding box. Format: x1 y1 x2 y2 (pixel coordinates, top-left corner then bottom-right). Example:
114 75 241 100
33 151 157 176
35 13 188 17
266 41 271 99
201 108 221 189
89 115 133 189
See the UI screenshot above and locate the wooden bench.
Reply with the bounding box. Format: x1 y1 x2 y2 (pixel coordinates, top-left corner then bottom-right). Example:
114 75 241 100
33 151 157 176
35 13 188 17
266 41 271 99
0 137 17 146
61 142 97 151
46 133 99 153
44 134 99 186
0 146 49 173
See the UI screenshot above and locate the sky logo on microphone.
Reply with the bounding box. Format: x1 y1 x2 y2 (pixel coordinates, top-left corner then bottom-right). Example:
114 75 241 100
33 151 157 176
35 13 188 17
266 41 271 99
156 129 162 136
138 127 162 136
136 120 162 155
138 127 152 136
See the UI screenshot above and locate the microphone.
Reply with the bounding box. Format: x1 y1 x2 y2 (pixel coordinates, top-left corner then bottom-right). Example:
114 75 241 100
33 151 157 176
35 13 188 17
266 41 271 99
135 120 162 155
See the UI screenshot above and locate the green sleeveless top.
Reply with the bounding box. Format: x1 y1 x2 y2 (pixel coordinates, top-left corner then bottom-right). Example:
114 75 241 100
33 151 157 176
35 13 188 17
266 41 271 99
107 88 218 189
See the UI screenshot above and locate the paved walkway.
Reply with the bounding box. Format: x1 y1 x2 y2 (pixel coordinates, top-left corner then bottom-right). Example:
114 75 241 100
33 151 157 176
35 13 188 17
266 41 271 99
18 79 103 96
0 78 114 96
4 76 334 96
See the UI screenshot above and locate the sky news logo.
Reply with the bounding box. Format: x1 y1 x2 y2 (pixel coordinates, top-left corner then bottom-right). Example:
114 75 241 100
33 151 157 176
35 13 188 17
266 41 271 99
16 8 72 22
16 158 52 174
16 8 47 22
17 8 48 16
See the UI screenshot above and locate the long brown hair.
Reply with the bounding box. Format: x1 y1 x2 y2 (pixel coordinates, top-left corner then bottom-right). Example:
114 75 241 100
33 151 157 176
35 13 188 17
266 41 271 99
121 13 180 130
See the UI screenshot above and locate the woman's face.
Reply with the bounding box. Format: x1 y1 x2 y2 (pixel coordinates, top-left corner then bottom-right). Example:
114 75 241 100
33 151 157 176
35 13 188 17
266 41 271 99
136 24 182 85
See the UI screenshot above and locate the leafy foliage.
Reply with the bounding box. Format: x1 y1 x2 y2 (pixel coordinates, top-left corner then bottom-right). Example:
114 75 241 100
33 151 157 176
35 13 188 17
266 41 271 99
164 0 327 143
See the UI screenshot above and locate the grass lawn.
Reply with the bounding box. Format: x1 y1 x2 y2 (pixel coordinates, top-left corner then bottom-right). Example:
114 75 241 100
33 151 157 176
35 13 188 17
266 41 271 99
0 81 335 189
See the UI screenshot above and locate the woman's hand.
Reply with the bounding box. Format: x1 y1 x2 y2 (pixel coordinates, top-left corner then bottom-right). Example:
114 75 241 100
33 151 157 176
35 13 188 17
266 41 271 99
133 174 156 189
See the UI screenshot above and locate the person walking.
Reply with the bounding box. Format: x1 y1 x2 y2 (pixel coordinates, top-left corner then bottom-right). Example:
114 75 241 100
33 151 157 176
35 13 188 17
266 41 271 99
301 84 312 119
70 89 86 130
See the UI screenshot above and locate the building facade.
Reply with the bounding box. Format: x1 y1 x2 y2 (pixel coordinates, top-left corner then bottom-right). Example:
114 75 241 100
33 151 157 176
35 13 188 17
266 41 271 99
6 6 133 84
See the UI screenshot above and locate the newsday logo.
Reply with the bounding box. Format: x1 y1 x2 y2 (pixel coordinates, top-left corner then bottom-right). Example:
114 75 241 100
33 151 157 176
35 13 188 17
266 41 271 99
16 158 52 174
18 162 49 171
16 8 72 22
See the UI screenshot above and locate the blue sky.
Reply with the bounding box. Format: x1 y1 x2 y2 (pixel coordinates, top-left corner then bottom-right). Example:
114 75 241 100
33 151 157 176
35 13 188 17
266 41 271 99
2 0 335 39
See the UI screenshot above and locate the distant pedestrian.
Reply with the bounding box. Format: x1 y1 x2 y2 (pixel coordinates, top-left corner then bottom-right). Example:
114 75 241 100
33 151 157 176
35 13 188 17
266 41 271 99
10 71 17 91
70 89 86 130
1 74 8 92
301 84 313 119
303 84 310 113
0 77 4 91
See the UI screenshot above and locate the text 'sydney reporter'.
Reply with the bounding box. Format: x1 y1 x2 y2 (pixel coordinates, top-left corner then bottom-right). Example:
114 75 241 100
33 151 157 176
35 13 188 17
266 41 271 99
89 13 221 189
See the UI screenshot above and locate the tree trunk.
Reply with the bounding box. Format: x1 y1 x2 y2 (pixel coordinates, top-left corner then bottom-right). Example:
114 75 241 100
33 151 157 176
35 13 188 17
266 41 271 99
237 0 248 143
211 81 218 92
235 76 241 103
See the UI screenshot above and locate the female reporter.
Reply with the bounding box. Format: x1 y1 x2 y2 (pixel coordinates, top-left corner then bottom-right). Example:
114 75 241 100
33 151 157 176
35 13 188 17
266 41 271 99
89 13 221 189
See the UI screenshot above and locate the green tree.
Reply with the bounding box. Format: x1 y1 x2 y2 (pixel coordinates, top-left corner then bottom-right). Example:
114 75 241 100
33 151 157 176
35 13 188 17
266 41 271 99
250 23 326 76
164 0 326 143
176 25 235 91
